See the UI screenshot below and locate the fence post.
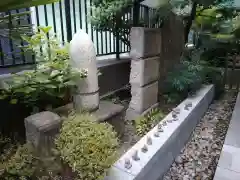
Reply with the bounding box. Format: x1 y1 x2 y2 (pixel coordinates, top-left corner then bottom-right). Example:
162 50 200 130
64 0 72 42
144 6 149 27
133 0 140 26
116 16 121 59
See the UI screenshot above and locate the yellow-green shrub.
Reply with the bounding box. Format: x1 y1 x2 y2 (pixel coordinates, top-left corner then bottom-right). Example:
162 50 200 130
55 114 119 180
135 108 165 137
4 144 37 178
2 143 62 179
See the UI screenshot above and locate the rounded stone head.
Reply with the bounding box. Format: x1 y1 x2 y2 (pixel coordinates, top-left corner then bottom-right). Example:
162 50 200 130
69 30 99 111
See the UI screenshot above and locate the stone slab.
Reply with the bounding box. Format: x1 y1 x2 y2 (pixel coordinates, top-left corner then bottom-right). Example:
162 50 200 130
213 92 240 180
217 145 240 173
130 57 160 87
130 27 161 59
107 85 214 180
224 93 240 148
129 81 158 113
214 166 240 180
93 101 124 122
54 101 125 137
93 101 125 137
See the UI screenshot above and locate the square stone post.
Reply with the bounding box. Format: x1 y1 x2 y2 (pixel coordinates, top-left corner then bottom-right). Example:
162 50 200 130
25 111 62 154
126 27 161 120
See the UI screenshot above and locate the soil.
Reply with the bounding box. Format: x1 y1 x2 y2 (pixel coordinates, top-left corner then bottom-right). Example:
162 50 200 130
106 88 182 156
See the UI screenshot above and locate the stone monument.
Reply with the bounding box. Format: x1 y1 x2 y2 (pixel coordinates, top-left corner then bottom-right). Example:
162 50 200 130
25 30 125 153
69 30 99 112
126 27 161 120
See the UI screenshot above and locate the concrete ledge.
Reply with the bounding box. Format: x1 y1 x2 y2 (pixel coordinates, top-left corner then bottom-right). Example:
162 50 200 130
106 85 214 180
213 93 240 180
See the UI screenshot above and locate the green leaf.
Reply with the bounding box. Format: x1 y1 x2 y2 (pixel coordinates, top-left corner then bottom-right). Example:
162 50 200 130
64 80 76 86
45 84 57 89
0 94 7 100
39 26 52 34
10 99 18 104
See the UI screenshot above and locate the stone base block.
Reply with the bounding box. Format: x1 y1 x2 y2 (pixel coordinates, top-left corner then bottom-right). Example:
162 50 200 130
93 101 125 137
129 81 158 114
24 111 62 153
130 27 161 59
130 57 160 87
73 92 99 112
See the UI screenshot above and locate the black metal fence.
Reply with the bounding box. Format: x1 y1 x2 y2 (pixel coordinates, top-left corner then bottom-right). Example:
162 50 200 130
0 0 161 67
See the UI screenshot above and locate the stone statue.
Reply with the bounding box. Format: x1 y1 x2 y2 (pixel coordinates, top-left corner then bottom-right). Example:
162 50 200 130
69 30 99 112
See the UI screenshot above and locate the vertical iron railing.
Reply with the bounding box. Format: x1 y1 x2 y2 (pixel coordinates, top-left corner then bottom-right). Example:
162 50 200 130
0 8 34 67
0 1 160 67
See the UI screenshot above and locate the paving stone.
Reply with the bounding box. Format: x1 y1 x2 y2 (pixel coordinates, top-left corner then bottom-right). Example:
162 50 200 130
214 166 240 180
225 93 240 148
218 144 240 173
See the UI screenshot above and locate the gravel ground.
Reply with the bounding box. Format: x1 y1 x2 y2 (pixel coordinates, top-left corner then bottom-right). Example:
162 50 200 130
163 92 237 180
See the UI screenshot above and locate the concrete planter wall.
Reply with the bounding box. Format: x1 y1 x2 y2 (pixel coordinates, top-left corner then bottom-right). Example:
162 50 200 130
106 84 215 180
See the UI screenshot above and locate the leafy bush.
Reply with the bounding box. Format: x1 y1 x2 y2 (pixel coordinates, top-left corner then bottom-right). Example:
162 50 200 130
163 59 205 101
0 134 18 167
3 144 37 178
55 114 119 180
204 66 225 97
0 26 87 108
135 108 165 137
1 143 62 180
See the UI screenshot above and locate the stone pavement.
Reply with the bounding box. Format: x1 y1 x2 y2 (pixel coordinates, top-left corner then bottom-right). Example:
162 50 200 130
214 93 240 180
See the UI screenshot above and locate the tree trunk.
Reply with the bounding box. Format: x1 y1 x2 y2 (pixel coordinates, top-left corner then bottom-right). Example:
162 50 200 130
184 1 197 43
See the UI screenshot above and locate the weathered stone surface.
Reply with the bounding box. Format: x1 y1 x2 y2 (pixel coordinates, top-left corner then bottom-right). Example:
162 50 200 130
73 92 99 112
130 57 160 87
69 30 99 111
25 111 61 152
130 27 161 59
213 93 240 180
129 81 158 113
214 166 240 180
218 145 240 173
93 101 125 137
225 93 240 148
